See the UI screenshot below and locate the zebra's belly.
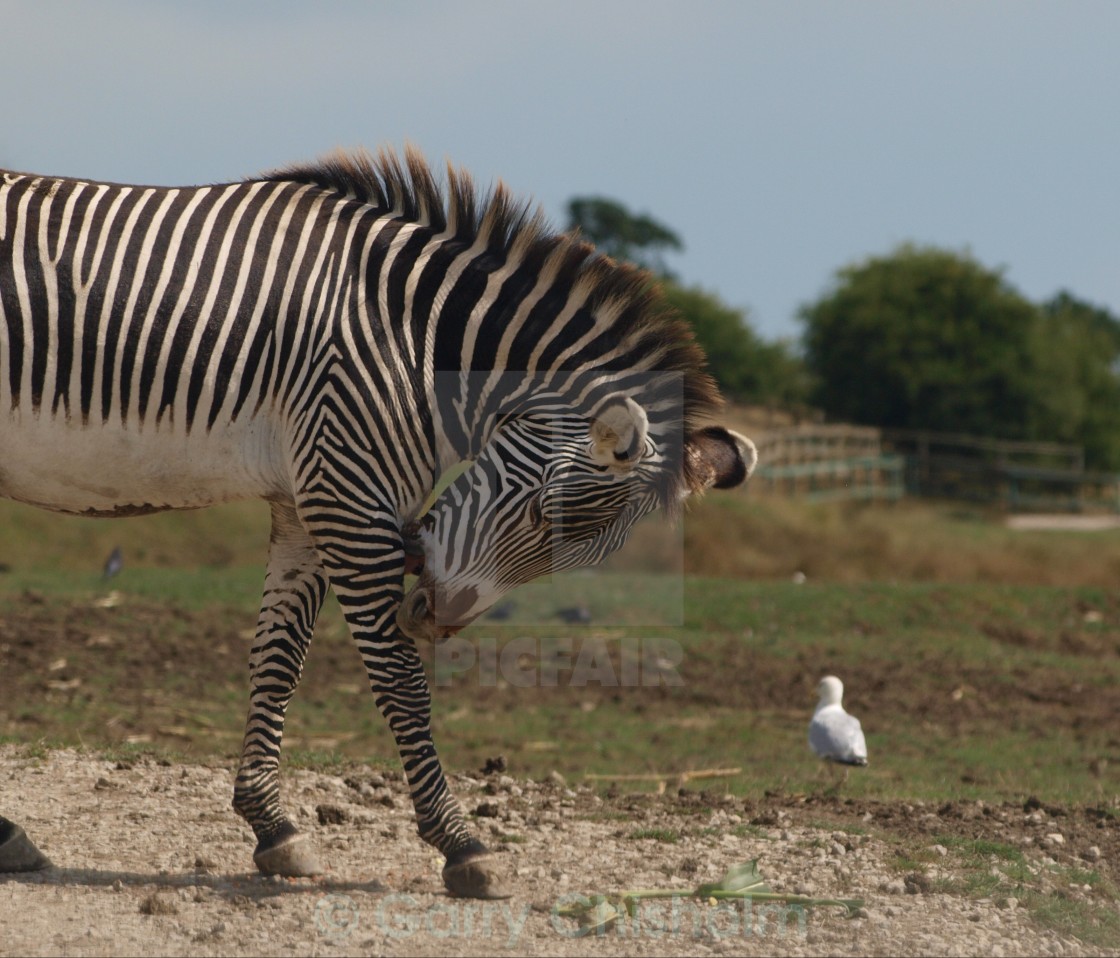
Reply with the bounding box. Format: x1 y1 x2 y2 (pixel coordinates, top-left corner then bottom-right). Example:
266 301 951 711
0 412 284 516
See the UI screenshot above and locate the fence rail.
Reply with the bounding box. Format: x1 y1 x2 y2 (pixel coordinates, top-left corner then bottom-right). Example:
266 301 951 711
754 454 905 502
883 429 1120 513
749 424 1120 512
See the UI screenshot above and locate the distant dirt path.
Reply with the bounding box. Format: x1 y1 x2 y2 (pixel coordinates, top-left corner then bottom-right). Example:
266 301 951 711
1 748 1115 956
1005 514 1120 531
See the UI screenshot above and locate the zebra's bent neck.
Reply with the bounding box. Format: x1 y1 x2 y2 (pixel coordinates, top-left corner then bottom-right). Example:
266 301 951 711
263 147 721 505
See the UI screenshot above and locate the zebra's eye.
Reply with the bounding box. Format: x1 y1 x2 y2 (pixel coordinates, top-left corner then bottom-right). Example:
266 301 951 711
528 494 549 529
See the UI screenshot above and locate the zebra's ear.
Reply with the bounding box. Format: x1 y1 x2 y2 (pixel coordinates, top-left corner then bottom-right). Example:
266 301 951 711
589 397 649 472
684 427 758 493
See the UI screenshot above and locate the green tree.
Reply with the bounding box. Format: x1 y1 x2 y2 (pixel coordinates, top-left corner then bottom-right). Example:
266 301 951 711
799 245 1044 439
565 196 683 276
1033 292 1120 470
661 282 808 406
565 196 809 406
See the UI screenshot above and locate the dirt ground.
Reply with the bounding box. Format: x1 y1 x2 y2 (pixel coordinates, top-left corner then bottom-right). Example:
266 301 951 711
2 588 1120 955
1 747 1118 956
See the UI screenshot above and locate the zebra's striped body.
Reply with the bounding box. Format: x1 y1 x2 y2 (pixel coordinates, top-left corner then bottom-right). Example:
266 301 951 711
0 149 755 895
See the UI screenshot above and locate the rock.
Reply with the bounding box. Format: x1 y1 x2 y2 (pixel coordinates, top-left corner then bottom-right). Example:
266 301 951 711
315 804 349 826
139 893 178 916
481 756 507 775
904 872 931 894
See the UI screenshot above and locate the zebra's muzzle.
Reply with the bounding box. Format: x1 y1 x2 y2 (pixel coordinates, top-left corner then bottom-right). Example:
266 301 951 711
397 578 479 643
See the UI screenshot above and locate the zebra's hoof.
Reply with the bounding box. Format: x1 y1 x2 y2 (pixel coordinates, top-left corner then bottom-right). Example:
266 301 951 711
442 852 511 899
253 832 323 878
0 820 53 872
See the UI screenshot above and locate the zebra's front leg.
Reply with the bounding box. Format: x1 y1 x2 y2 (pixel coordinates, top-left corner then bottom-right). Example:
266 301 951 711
232 501 329 877
326 541 509 898
355 621 509 898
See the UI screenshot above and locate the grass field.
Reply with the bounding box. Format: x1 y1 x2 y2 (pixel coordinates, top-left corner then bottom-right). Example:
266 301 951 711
2 493 1119 809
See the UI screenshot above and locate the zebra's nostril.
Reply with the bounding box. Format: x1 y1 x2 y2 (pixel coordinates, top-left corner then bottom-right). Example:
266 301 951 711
396 585 436 641
433 586 479 627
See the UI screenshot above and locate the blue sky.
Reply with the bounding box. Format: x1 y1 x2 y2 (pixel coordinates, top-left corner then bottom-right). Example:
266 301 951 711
3 1 1117 342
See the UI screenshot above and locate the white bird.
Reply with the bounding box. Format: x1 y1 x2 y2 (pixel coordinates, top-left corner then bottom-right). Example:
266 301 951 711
809 675 868 767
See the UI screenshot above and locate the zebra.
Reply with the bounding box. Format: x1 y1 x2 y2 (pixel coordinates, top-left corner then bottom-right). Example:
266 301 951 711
0 147 756 897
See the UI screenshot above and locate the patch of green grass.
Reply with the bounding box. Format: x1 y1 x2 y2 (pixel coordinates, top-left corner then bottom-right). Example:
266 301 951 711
0 566 266 610
283 749 394 774
0 738 67 761
730 823 770 840
900 834 1120 950
1023 892 1120 951
935 835 1026 863
806 820 869 836
627 827 681 843
664 804 715 817
891 851 937 873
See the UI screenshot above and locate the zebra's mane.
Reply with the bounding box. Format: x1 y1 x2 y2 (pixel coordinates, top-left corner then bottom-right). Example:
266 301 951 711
259 146 724 500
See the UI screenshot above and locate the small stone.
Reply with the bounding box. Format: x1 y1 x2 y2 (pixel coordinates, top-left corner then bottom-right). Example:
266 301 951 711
932 844 948 856
481 756 507 775
1044 833 1065 846
1083 846 1101 861
316 804 349 826
997 897 1018 911
139 893 178 916
904 872 931 895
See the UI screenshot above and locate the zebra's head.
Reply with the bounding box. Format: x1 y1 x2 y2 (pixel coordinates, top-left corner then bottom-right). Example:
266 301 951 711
397 395 756 641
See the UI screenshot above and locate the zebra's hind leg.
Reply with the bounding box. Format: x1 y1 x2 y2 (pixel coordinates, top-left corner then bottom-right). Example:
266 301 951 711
0 816 52 872
232 502 329 877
